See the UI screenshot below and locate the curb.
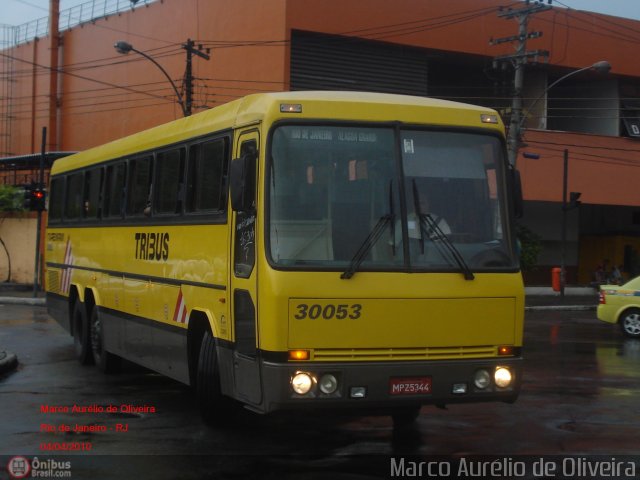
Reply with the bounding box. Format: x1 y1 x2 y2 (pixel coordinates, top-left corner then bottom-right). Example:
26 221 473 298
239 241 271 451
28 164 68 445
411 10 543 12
525 304 597 312
0 297 46 307
0 351 18 375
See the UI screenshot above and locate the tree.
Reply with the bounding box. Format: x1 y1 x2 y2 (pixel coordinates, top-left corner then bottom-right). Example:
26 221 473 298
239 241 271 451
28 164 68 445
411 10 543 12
0 184 25 213
516 223 542 272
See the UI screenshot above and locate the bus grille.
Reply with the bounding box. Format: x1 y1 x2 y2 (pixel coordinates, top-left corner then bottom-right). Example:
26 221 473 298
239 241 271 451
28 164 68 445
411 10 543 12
48 270 60 294
311 346 498 361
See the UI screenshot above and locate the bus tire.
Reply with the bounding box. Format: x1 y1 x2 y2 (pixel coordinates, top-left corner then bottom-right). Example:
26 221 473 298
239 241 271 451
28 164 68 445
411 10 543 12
72 300 93 365
89 307 121 373
196 331 236 426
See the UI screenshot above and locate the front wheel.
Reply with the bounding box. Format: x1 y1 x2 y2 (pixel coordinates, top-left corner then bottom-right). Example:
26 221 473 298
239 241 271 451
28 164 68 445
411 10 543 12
196 331 239 426
72 301 93 365
620 308 640 338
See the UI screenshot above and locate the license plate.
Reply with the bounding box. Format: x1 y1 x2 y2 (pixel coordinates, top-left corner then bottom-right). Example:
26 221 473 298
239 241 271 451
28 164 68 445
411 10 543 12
389 377 432 395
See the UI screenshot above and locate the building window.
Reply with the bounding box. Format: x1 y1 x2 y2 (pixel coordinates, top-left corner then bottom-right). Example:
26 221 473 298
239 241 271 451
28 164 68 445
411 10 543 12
622 100 640 138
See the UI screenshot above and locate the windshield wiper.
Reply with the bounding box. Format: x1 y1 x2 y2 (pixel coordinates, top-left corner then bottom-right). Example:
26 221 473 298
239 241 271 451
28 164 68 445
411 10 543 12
341 214 394 279
419 213 475 281
411 179 473 280
341 181 395 280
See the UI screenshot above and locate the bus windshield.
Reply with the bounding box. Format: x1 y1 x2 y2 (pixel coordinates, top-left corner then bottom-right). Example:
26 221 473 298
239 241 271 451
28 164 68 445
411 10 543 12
268 125 515 272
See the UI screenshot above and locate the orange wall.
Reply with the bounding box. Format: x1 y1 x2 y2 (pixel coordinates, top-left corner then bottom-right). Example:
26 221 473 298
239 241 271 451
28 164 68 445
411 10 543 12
3 0 289 154
59 0 288 150
1 0 638 161
518 130 640 207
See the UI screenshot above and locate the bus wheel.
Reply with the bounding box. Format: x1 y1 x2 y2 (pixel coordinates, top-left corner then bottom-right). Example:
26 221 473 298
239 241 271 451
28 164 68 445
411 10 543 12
72 301 93 365
391 406 421 429
196 331 236 426
90 307 121 373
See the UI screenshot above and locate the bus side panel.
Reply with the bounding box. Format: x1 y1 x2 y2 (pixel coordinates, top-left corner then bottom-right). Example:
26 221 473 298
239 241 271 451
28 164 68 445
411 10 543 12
46 292 70 333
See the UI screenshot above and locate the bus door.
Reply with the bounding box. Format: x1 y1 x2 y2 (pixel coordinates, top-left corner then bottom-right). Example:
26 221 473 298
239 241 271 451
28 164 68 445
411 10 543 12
229 129 262 405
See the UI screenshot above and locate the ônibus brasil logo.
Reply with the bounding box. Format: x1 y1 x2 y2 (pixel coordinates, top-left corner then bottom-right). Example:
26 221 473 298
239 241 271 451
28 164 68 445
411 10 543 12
7 456 30 479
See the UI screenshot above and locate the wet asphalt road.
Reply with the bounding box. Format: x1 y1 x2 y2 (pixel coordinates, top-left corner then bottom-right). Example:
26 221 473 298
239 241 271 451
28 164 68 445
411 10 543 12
0 303 639 479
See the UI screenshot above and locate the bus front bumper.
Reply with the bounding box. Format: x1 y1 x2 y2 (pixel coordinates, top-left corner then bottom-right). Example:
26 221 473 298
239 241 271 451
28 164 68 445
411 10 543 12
258 357 522 414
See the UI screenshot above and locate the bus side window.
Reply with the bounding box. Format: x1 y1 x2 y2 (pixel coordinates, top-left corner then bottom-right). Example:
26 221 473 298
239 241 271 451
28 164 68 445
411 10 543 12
186 137 229 213
83 167 103 219
155 147 185 215
48 177 64 223
64 172 84 221
127 156 153 217
104 162 126 218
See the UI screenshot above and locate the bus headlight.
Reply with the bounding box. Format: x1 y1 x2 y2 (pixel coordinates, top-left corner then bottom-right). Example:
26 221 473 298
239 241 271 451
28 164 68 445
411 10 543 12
494 367 513 388
291 372 314 395
319 374 338 394
474 369 491 390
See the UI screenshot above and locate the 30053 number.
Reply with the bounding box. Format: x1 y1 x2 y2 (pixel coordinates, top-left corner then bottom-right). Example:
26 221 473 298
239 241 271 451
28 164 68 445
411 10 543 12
294 303 362 320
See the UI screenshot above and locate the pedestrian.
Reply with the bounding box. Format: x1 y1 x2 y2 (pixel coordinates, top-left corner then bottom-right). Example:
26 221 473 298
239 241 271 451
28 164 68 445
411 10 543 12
610 265 623 285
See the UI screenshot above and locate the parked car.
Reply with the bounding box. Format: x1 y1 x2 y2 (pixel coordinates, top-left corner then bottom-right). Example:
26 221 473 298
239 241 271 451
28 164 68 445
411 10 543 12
598 277 640 338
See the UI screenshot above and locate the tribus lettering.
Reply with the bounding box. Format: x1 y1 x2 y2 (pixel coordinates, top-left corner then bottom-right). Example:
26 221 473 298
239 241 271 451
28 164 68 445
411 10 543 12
135 232 169 261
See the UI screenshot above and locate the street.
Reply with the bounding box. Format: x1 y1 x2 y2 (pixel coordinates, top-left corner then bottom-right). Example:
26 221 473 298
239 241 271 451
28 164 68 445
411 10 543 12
1 302 639 479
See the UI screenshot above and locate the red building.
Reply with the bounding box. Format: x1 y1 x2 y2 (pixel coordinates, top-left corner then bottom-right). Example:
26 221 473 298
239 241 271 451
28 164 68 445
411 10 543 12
1 0 639 285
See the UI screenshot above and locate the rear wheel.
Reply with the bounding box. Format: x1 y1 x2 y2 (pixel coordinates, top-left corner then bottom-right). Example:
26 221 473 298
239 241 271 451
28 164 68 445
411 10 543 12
620 308 640 338
72 301 93 365
196 331 238 426
90 307 121 373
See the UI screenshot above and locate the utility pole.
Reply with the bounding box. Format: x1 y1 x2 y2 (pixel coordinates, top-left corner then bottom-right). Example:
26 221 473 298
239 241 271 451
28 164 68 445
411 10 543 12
182 39 210 116
492 0 551 165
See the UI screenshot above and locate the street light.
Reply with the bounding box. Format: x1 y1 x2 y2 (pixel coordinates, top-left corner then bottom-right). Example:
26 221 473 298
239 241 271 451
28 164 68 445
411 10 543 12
508 60 611 165
114 40 188 117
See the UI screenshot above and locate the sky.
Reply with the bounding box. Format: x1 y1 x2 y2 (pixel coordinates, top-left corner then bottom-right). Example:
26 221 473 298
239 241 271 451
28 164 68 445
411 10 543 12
1 0 640 27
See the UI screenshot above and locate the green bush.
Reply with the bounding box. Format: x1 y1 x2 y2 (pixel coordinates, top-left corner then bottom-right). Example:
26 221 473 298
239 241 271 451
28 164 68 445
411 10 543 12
516 224 542 272
0 185 25 213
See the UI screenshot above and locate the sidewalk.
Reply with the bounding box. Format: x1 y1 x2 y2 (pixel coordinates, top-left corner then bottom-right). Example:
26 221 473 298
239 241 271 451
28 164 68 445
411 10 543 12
524 286 598 311
0 283 45 306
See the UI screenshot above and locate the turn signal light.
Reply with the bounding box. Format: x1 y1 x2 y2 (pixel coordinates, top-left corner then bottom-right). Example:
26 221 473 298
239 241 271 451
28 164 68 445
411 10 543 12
498 346 514 356
288 350 310 361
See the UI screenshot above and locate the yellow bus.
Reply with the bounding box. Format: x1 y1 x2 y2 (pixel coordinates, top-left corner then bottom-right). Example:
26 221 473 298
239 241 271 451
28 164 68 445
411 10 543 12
45 91 524 426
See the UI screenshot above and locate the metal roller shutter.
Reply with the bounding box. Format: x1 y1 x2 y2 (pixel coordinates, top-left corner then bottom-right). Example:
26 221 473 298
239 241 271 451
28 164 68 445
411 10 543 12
290 30 429 96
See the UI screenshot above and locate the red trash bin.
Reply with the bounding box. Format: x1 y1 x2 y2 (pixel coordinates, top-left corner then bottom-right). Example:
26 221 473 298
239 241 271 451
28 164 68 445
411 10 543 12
551 267 562 292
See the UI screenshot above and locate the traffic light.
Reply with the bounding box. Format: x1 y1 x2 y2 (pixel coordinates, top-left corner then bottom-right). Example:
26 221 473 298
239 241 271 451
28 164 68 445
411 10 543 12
23 184 46 211
568 191 582 209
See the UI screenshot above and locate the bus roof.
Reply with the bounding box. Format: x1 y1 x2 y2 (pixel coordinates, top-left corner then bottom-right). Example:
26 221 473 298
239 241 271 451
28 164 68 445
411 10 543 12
51 91 503 175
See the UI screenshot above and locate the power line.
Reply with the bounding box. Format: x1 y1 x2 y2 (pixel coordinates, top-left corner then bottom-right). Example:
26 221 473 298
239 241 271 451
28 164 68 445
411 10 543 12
0 50 177 104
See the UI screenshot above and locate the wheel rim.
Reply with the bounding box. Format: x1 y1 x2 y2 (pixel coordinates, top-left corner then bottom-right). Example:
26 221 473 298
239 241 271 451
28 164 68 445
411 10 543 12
623 312 640 336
